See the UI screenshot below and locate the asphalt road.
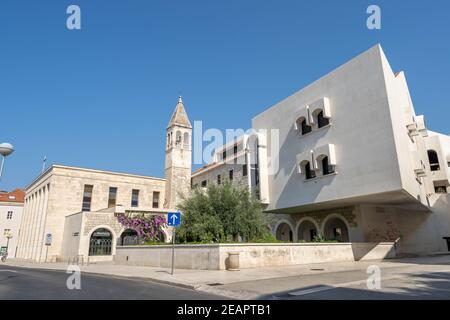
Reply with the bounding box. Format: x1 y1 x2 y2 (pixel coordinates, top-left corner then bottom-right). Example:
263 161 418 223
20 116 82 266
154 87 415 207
0 265 224 300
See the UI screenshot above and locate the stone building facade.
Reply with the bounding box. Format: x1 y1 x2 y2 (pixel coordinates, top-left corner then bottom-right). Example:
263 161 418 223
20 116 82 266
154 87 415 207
0 189 24 258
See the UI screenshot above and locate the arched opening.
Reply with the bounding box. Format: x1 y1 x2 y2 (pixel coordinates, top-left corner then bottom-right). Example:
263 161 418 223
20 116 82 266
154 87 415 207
301 161 316 180
119 229 138 246
183 132 190 148
323 217 349 242
175 131 182 147
296 117 312 135
275 222 293 242
297 220 318 242
427 150 440 171
89 228 113 256
321 156 335 175
317 110 329 128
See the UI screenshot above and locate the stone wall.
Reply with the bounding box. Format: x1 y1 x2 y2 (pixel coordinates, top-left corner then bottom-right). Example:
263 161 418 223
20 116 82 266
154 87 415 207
114 242 396 270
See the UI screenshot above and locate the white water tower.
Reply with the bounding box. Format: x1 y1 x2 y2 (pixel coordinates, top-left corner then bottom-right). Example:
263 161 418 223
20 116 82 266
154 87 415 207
0 142 14 181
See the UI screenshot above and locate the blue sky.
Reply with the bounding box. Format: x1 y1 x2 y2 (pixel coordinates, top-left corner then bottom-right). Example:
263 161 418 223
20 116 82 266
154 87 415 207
1 0 449 191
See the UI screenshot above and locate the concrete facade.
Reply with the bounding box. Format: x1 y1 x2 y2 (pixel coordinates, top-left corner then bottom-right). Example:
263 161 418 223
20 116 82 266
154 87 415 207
251 45 450 254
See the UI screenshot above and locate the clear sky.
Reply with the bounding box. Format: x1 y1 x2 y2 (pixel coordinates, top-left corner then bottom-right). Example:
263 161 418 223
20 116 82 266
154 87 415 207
1 0 449 191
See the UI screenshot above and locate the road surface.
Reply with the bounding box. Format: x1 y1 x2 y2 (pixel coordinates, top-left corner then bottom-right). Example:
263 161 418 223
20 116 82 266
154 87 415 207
0 265 224 300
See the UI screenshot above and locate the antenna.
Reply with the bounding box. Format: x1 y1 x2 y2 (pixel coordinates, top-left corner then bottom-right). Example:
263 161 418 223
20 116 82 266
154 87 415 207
42 155 47 174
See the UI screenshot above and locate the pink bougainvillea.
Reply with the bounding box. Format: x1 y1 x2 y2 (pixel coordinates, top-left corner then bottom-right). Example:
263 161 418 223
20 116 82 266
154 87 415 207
117 213 167 242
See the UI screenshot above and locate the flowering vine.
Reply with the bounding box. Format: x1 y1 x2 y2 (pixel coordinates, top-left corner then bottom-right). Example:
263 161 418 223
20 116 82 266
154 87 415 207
117 213 167 242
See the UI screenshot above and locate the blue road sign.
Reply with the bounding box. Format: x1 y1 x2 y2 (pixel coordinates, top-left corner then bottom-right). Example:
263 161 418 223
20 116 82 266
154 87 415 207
168 212 181 227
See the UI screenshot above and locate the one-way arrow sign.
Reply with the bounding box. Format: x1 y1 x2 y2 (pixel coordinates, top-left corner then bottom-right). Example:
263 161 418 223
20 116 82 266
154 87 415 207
167 212 181 227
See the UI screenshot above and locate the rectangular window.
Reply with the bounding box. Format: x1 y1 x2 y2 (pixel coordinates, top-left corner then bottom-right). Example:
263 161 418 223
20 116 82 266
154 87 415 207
131 189 139 207
229 170 234 181
243 164 248 177
108 187 118 208
152 191 160 208
6 211 13 219
222 150 226 161
201 180 207 188
82 185 93 211
217 175 221 184
435 186 448 194
233 145 238 155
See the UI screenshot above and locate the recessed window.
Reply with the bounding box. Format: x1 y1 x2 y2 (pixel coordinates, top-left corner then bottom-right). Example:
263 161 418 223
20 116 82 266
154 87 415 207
217 175 221 185
229 170 234 181
131 189 139 207
201 180 207 188
299 118 312 135
435 186 447 194
222 150 226 161
82 185 93 211
108 187 118 208
233 145 238 155
6 211 13 219
322 156 335 175
152 191 160 208
305 162 316 180
427 150 440 171
317 111 330 128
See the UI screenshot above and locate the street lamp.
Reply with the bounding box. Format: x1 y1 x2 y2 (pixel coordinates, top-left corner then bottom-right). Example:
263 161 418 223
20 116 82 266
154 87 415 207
5 231 13 254
0 142 14 181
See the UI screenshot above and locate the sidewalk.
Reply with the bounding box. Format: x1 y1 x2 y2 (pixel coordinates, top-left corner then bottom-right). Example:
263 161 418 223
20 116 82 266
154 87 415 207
5 254 450 299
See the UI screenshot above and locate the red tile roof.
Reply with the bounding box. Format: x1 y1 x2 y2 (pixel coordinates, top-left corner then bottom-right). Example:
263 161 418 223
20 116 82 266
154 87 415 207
0 189 25 204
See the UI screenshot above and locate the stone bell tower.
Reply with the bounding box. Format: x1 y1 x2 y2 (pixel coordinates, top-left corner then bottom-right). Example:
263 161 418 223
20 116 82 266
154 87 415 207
164 96 192 210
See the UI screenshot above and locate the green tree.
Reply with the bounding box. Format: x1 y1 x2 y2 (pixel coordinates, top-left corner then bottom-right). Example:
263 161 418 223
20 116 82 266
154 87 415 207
177 181 272 243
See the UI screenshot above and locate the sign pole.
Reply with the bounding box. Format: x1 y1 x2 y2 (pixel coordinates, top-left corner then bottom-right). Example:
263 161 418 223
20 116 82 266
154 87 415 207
171 227 175 275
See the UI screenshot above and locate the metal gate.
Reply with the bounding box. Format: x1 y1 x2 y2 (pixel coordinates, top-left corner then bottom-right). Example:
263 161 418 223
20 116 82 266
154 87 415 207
89 228 112 256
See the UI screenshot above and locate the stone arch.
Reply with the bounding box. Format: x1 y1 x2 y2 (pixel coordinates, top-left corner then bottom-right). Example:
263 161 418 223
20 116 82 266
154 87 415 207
296 217 320 242
274 220 294 242
183 132 190 148
88 226 116 256
118 228 138 246
322 214 350 242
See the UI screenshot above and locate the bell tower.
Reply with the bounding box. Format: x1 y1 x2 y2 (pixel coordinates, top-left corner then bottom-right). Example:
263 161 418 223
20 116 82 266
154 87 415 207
164 96 192 210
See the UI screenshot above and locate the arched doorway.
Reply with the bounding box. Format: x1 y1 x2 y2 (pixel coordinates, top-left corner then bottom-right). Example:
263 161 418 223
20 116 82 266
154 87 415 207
297 220 318 242
119 229 138 246
276 222 293 242
89 228 113 256
323 217 349 242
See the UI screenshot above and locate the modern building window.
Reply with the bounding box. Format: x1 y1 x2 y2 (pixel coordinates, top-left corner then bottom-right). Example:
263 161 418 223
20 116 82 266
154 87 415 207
6 211 13 220
131 189 139 207
107 187 118 208
300 119 312 135
243 164 248 176
427 150 440 171
229 170 234 181
435 186 447 194
305 162 316 180
317 111 330 128
82 185 94 211
217 175 221 184
152 191 160 208
201 180 207 188
322 156 335 175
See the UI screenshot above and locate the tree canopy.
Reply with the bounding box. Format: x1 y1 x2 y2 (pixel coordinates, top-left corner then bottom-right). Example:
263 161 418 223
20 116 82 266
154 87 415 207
176 181 272 243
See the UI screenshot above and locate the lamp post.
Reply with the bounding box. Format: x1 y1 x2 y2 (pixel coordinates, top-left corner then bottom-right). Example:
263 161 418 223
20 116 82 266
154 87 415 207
0 142 14 182
5 231 13 254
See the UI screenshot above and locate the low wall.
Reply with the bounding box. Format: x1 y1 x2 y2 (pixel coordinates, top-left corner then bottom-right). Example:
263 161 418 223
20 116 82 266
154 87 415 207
114 242 396 270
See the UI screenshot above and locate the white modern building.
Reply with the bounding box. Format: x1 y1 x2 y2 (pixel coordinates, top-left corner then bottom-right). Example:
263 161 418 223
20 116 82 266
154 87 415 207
250 44 450 254
0 189 24 258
